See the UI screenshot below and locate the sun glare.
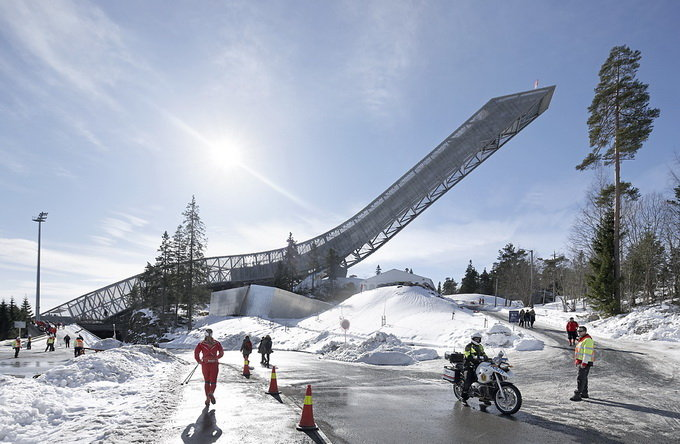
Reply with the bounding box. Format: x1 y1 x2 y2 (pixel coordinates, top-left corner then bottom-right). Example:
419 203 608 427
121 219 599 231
209 142 243 170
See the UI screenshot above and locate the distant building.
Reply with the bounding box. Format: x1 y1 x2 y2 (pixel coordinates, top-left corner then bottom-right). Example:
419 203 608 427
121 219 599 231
361 269 435 291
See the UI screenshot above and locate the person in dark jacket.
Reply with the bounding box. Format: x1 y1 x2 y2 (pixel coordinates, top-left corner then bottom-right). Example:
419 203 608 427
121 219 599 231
461 332 488 403
566 318 579 346
528 308 536 328
240 335 253 362
64 334 71 348
518 309 526 328
258 335 273 367
26 335 32 350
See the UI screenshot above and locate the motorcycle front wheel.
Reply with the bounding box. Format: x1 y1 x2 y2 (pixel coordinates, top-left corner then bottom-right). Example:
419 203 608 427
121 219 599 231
494 383 522 415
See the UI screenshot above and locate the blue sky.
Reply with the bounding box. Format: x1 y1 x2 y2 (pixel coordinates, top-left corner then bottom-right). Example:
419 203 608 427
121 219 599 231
1 1 678 311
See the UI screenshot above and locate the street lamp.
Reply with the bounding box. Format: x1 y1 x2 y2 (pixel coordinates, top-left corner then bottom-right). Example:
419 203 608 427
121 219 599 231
529 249 534 307
32 212 48 321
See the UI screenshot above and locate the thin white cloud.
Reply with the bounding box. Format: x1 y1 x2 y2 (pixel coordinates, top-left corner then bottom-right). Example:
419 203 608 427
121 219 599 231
0 0 135 108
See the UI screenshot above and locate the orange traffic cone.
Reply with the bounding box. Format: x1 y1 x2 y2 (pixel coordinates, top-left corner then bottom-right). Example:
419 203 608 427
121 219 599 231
296 384 318 431
265 366 280 395
242 359 251 379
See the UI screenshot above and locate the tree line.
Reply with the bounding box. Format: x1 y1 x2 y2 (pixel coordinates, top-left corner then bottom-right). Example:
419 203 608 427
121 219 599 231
0 297 33 340
441 45 678 316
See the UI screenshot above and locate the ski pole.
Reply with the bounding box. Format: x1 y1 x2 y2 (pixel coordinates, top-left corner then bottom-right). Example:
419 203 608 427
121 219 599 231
182 363 199 385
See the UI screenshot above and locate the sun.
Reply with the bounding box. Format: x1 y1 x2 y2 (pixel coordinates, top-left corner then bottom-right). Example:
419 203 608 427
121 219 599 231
209 141 244 170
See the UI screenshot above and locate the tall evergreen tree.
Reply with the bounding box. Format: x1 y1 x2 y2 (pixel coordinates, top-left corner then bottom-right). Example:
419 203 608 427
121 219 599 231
376 265 382 275
586 209 620 315
181 195 208 331
437 281 442 295
578 45 660 312
0 300 9 340
19 296 33 321
171 224 187 325
459 261 480 294
9 297 20 324
479 268 493 295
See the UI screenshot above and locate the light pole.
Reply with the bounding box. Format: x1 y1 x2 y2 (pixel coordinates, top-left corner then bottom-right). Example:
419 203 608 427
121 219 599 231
529 249 534 307
33 212 48 321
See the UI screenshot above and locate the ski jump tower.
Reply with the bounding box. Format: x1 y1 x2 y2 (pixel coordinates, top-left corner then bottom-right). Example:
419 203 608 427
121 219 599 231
43 86 555 323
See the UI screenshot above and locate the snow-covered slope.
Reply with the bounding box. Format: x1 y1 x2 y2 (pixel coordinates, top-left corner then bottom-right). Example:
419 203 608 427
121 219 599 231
162 285 544 364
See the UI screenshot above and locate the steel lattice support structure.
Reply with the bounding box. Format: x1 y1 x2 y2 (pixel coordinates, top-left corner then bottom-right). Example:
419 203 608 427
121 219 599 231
42 86 555 323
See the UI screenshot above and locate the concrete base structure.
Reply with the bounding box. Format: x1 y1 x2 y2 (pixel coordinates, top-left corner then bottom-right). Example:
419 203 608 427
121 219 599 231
209 285 332 319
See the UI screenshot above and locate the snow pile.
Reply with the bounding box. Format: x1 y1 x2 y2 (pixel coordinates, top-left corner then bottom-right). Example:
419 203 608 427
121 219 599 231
513 338 545 351
40 346 179 387
0 346 185 443
91 337 124 350
590 303 680 342
319 332 437 365
484 323 518 347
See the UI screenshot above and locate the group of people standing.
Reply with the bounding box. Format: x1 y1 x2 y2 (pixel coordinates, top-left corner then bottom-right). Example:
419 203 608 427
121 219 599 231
11 333 85 358
518 308 536 328
239 334 273 367
193 330 275 406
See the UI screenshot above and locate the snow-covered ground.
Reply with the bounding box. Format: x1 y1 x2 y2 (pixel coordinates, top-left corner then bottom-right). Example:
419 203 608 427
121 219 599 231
0 345 185 443
161 286 545 363
2 287 678 443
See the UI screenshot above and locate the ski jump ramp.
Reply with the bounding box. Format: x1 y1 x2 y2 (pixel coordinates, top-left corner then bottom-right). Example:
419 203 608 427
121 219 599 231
42 86 556 323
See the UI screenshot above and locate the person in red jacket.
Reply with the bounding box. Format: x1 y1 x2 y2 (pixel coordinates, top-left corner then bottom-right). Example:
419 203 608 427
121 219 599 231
566 317 579 346
194 328 224 406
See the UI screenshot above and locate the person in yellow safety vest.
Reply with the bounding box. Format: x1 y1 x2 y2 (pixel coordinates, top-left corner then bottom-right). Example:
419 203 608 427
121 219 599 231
13 337 21 358
74 336 85 357
45 335 56 352
461 332 488 404
570 326 595 401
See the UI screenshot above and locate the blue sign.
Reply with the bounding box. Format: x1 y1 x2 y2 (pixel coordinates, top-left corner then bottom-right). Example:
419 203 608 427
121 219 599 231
508 310 519 323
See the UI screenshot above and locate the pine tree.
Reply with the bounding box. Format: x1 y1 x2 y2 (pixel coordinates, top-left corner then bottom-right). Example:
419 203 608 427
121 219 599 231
437 281 442 295
181 196 209 331
479 269 493 295
376 265 382 275
442 278 457 295
459 261 480 294
19 297 33 321
171 224 187 325
586 209 620 315
9 297 20 325
578 45 660 312
0 300 9 340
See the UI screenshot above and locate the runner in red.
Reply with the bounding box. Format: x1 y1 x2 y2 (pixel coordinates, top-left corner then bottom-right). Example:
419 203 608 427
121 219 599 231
193 328 224 406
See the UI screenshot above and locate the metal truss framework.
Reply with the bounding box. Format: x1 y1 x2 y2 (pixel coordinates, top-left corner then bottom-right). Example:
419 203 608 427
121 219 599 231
42 86 555 323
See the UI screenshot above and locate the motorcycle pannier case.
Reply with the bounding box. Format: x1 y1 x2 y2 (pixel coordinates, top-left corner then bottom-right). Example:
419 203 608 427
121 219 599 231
442 366 461 383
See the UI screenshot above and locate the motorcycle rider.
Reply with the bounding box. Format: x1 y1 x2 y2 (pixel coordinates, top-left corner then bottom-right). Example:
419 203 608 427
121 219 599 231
461 332 488 403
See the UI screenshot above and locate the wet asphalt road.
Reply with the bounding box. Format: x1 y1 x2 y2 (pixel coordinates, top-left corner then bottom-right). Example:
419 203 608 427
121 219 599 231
271 312 680 444
272 352 582 444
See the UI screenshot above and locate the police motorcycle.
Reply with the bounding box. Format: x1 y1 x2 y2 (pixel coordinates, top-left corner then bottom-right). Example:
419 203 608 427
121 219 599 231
442 350 522 415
